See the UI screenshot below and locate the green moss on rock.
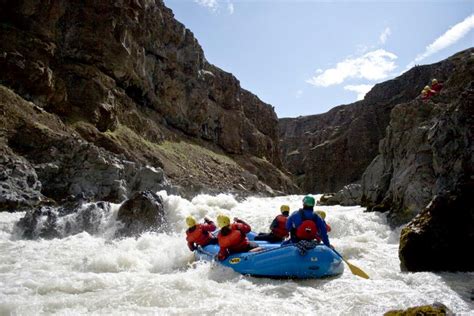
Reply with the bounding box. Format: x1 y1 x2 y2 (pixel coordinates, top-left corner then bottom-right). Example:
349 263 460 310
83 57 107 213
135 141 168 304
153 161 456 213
384 303 450 316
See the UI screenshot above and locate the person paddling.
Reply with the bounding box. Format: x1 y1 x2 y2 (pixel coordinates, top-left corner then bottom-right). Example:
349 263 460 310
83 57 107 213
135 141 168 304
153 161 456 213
185 216 217 251
216 215 261 260
254 205 290 243
285 196 331 247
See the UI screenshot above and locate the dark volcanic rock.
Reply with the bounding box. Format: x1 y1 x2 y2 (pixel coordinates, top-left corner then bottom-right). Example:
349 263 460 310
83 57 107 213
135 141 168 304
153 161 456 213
0 85 172 204
17 197 111 239
318 183 362 206
361 49 474 226
279 50 469 193
9 121 170 202
16 190 168 239
398 183 474 272
317 193 337 206
0 149 46 211
0 0 296 200
116 191 166 237
335 183 362 206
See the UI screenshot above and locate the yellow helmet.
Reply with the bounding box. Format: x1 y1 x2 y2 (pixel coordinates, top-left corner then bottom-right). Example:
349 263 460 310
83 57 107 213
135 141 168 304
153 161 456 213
424 85 430 90
432 78 438 84
186 216 196 228
280 205 290 213
316 210 326 219
217 214 230 228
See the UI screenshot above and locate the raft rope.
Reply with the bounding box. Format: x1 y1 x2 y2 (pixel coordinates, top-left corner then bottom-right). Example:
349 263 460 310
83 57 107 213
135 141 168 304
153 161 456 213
295 240 320 255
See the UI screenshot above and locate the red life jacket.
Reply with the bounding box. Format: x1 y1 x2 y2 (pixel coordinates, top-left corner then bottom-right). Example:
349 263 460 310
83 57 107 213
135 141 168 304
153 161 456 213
271 214 288 238
296 220 318 240
432 83 443 93
315 223 331 242
218 227 249 253
186 224 213 246
295 210 319 240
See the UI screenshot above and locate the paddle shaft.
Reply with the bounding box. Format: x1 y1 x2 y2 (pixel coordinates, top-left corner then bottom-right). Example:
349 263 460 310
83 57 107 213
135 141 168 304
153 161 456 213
332 248 370 279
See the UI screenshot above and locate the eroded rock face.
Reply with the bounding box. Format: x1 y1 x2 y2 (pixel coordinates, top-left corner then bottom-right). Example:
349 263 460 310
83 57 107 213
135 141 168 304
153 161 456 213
318 183 362 206
0 86 173 206
0 0 295 198
279 51 468 193
10 122 171 203
116 191 166 237
357 50 474 272
0 150 46 211
361 49 474 226
398 183 474 272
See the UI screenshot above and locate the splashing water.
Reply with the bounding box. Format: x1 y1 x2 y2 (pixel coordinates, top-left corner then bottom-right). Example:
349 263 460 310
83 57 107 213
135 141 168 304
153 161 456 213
0 193 472 315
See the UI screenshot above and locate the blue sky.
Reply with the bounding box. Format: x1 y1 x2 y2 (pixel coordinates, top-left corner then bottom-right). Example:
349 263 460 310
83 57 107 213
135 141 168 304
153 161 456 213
163 0 473 118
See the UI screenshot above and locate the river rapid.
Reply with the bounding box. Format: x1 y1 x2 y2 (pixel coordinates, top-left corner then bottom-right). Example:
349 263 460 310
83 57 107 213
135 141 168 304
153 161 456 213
0 193 473 315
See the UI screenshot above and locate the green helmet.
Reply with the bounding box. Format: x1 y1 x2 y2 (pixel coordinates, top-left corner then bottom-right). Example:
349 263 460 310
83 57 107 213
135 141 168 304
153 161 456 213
302 195 315 207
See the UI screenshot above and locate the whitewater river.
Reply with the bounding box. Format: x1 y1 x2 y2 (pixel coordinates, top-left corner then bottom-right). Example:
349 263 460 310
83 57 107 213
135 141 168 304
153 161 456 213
0 193 473 315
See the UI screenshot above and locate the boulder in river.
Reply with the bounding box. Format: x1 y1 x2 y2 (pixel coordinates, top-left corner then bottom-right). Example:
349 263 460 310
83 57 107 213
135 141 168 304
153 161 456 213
115 191 166 237
318 183 362 206
16 196 111 239
399 183 474 272
384 302 452 316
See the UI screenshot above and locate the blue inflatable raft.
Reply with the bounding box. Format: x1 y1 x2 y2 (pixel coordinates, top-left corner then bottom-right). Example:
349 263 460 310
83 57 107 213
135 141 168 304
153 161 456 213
194 232 344 279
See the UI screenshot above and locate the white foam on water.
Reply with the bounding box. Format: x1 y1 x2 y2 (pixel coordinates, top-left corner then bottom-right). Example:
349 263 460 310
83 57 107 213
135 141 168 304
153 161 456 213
0 194 472 315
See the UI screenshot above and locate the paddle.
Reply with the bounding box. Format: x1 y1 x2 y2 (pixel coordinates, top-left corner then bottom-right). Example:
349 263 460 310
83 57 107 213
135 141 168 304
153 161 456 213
332 249 370 279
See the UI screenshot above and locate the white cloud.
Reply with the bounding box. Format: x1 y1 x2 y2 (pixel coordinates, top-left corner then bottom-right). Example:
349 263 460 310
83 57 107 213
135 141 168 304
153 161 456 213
379 27 391 44
194 0 218 11
296 89 303 98
194 0 234 14
407 14 474 68
227 2 234 14
356 44 369 54
344 84 374 101
306 49 398 87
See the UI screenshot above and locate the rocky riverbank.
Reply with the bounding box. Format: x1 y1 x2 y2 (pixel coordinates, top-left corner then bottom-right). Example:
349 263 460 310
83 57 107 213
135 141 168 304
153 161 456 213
0 0 298 215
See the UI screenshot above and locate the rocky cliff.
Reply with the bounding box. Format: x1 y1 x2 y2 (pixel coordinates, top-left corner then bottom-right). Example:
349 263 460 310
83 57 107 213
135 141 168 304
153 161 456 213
280 49 473 272
359 49 473 271
0 0 297 212
361 49 473 225
279 52 466 193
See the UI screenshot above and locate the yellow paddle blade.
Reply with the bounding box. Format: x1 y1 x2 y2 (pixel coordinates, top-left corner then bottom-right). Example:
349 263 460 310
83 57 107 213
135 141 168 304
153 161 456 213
343 258 370 279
